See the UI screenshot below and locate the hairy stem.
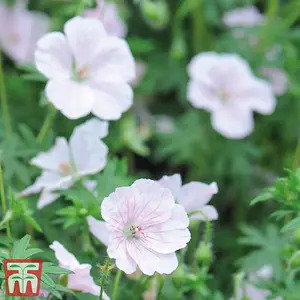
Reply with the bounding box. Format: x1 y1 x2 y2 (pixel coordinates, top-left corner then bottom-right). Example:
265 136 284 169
0 50 12 139
112 269 122 300
36 105 56 144
0 164 12 254
99 259 111 300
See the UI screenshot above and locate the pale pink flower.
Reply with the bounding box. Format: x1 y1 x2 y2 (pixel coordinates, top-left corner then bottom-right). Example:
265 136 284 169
50 241 109 299
223 5 265 27
35 16 135 120
21 118 108 208
234 266 282 300
0 1 48 64
95 179 191 275
158 174 218 221
259 67 288 96
187 52 276 139
85 0 127 38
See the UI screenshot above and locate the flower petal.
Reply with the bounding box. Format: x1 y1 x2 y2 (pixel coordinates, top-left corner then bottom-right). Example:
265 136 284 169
127 241 178 275
71 118 109 140
68 264 102 296
70 127 108 176
37 190 60 209
177 181 218 213
107 233 137 274
189 205 219 221
158 174 182 199
90 36 135 82
87 216 110 246
46 80 94 120
211 106 254 139
64 16 106 70
90 83 133 120
30 137 70 171
143 204 191 254
35 32 72 80
50 241 80 270
237 78 276 114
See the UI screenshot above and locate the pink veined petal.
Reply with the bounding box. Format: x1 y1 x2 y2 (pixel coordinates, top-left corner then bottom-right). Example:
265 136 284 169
90 83 133 120
127 241 178 275
101 186 134 222
71 118 109 140
236 78 276 114
131 179 175 227
68 264 101 296
90 36 135 82
187 80 222 113
50 241 80 270
35 32 72 80
70 133 108 176
211 105 254 139
143 204 191 254
64 16 106 70
87 216 110 246
46 80 94 120
37 189 60 209
189 205 219 221
107 234 137 274
30 137 70 171
177 181 218 213
158 174 182 199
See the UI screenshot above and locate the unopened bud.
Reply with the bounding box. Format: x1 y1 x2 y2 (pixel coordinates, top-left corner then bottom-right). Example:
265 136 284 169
79 208 88 216
170 33 187 60
140 0 170 30
196 243 212 265
172 266 186 287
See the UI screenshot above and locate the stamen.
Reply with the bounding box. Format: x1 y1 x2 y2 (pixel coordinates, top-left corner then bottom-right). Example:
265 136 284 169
58 162 71 174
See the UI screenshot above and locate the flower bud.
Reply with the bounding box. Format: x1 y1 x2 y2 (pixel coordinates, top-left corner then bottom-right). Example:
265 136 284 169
79 208 88 216
170 32 187 60
195 243 212 265
140 0 170 30
172 266 186 287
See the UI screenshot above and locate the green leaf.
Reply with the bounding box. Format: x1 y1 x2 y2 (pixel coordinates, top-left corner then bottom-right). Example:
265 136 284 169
0 209 13 228
41 273 56 289
12 234 31 258
23 248 43 259
250 190 275 205
43 262 73 275
23 215 43 232
281 217 300 232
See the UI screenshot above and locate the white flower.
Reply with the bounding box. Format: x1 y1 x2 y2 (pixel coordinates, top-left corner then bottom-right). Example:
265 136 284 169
91 179 191 275
50 241 109 299
158 174 218 221
35 16 135 120
0 1 49 64
233 266 282 300
223 5 265 27
187 52 276 139
21 118 108 208
84 0 127 38
259 67 288 96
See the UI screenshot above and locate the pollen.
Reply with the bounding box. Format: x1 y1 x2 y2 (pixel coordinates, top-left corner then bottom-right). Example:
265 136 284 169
58 162 71 174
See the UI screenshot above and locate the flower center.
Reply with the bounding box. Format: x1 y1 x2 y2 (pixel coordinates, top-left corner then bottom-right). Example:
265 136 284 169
58 162 72 175
217 89 230 102
124 225 143 240
73 65 89 82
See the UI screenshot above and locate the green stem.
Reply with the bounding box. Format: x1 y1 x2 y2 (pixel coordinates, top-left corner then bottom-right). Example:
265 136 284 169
156 275 165 300
99 259 111 300
293 134 300 171
36 105 56 144
267 0 279 19
0 164 12 254
112 269 122 300
189 0 206 53
188 210 212 244
0 50 12 139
